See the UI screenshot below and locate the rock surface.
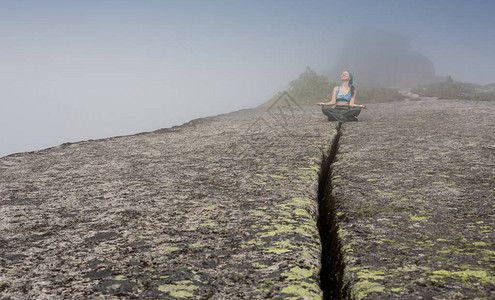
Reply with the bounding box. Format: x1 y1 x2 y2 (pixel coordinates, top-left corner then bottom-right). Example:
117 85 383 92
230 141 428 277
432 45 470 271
333 99 495 298
0 104 335 299
1 98 494 299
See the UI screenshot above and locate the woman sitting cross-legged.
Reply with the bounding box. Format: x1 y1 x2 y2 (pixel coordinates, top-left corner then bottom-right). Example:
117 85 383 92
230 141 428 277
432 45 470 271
317 70 367 122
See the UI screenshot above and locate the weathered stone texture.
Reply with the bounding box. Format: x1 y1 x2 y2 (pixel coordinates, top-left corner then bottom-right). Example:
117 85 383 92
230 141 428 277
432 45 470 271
0 105 335 299
2 98 494 299
333 99 495 299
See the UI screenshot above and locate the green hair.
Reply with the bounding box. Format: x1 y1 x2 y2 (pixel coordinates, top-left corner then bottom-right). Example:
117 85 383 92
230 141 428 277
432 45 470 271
345 70 354 87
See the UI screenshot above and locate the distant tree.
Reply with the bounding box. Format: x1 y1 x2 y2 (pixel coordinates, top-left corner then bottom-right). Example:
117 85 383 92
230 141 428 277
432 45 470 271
260 67 334 106
288 67 333 102
446 75 454 83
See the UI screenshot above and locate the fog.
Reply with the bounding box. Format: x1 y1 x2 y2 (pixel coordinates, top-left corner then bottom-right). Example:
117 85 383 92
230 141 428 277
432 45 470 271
331 28 437 87
1 1 494 157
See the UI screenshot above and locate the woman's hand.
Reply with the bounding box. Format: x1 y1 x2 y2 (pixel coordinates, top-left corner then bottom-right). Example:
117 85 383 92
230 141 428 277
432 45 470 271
317 102 326 106
360 104 368 109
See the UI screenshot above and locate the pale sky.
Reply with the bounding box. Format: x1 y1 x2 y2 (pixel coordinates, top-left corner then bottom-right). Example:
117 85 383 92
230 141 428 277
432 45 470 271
1 0 494 157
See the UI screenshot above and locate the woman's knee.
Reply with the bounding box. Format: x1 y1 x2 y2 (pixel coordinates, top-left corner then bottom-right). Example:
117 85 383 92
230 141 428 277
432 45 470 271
322 106 333 113
352 107 362 116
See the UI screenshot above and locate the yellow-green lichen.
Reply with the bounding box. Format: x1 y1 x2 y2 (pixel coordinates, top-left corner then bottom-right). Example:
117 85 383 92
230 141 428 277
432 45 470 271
290 197 312 206
274 240 295 248
352 280 385 299
164 247 180 252
258 224 295 237
280 284 321 299
200 222 216 227
411 215 429 221
248 209 266 217
282 266 314 280
294 208 310 217
245 239 264 246
357 269 386 281
158 281 198 298
252 262 269 268
429 269 495 284
472 241 488 247
266 248 291 254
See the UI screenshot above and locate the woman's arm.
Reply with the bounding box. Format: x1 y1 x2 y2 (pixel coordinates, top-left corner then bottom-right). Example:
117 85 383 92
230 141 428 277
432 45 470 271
349 90 367 109
317 86 337 106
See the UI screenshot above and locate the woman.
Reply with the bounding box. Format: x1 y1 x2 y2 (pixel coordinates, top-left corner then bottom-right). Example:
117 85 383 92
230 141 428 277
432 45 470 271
317 70 367 122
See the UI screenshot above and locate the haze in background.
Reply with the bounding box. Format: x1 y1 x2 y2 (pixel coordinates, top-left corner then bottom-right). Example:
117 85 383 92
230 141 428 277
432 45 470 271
1 1 494 157
331 28 437 87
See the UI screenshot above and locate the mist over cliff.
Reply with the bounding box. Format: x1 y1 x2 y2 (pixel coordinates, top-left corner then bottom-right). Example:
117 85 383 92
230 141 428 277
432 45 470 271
330 29 437 87
2 1 494 157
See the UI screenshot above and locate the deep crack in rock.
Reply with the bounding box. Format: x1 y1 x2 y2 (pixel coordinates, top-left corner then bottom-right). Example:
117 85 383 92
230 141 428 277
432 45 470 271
318 122 348 300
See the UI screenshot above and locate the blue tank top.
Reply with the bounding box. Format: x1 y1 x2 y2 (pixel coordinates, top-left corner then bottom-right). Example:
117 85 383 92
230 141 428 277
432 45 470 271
336 86 351 103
